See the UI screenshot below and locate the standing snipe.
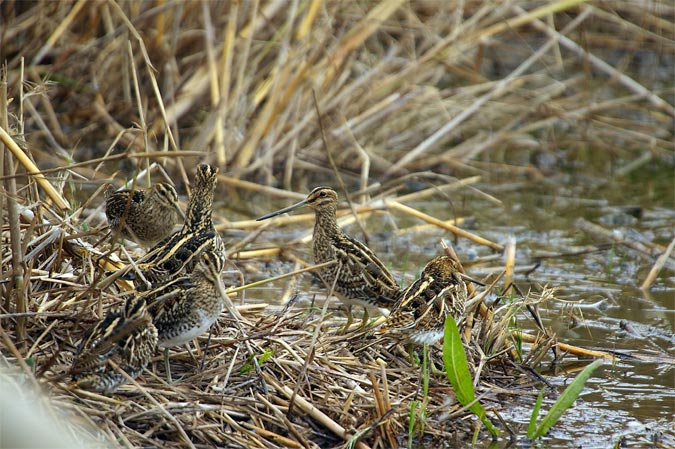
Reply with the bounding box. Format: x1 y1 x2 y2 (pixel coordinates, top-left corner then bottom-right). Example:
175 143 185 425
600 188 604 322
105 182 181 247
134 164 225 286
257 187 401 325
378 255 468 345
70 295 158 394
144 249 241 381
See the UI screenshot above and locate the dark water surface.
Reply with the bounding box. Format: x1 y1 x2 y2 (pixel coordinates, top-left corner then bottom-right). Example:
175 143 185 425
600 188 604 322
227 163 674 448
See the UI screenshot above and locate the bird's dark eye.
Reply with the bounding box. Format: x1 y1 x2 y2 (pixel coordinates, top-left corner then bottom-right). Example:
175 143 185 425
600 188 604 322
320 191 327 197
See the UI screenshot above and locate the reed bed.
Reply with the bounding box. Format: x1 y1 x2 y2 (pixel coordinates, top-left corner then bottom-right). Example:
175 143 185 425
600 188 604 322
1 0 673 447
0 1 672 185
0 192 560 449
0 173 608 448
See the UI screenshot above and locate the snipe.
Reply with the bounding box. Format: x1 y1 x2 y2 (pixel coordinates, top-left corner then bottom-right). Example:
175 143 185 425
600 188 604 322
257 187 401 325
378 255 468 345
144 249 242 381
134 164 225 286
70 295 157 394
105 182 182 247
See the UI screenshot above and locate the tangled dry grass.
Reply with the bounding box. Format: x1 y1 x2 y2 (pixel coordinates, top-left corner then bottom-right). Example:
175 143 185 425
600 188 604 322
1 163 560 448
1 0 673 447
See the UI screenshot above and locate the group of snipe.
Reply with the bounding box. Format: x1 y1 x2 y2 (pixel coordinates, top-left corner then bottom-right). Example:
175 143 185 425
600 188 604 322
70 166 473 394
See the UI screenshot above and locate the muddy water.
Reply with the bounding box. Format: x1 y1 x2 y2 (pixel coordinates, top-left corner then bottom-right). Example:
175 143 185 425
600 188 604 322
229 163 673 448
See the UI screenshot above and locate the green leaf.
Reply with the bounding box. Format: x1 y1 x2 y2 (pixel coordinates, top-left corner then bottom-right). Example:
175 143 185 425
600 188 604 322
239 348 274 374
442 316 499 436
258 348 274 364
532 358 604 439
527 388 545 439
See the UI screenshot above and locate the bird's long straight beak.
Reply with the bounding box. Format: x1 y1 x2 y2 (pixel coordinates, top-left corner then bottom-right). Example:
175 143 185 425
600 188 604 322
256 199 309 221
214 273 247 325
174 202 186 220
458 272 485 286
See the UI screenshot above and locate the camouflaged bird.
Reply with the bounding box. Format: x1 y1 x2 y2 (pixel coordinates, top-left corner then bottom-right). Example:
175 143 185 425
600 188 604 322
105 182 181 247
379 255 468 345
133 164 225 287
143 249 241 381
70 295 157 394
257 187 402 323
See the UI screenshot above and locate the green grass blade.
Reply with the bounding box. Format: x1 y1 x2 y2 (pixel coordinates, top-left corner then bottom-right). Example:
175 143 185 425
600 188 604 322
422 344 429 397
442 316 499 436
527 388 545 439
532 359 604 439
407 400 418 449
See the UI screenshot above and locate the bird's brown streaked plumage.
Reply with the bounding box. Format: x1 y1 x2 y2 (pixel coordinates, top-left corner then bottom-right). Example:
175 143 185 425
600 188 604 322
257 187 402 313
70 295 157 394
146 249 240 349
379 255 468 345
142 249 241 381
105 182 181 247
133 164 225 286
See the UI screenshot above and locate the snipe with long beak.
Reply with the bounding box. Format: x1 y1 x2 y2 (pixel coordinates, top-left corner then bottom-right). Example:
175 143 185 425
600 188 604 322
105 182 182 247
257 187 401 325
144 249 242 382
378 255 468 345
70 294 158 394
134 164 225 286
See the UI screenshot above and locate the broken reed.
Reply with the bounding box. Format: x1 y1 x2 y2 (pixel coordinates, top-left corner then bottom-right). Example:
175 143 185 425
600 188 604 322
0 151 602 448
0 1 670 186
1 1 672 447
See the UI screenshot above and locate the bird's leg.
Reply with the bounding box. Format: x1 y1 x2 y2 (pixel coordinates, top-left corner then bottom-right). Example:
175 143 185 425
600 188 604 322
427 344 445 376
407 342 421 368
358 306 370 330
341 305 354 333
199 329 214 371
164 348 172 384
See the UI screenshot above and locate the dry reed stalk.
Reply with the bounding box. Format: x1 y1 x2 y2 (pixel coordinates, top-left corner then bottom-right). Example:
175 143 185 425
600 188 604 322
393 217 468 236
503 235 516 291
234 247 284 260
368 369 396 448
218 1 239 168
1 109 27 344
125 40 150 182
641 237 675 290
0 126 70 211
217 175 307 198
0 2 672 447
32 0 88 65
200 2 225 168
244 421 303 449
386 200 503 251
515 331 616 361
225 260 336 295
393 176 483 203
576 218 675 271
268 375 372 449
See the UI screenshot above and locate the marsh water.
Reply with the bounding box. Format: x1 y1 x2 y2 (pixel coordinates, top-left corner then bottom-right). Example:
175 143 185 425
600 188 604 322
230 162 674 448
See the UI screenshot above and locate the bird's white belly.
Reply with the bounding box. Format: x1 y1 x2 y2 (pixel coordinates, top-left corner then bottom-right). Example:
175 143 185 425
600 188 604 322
158 310 219 348
409 329 444 345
